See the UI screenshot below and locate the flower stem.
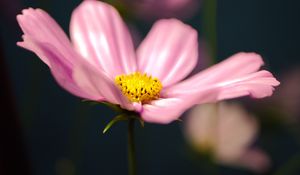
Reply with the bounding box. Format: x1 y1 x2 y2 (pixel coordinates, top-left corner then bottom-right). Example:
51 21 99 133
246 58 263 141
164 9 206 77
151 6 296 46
128 118 136 175
203 0 217 64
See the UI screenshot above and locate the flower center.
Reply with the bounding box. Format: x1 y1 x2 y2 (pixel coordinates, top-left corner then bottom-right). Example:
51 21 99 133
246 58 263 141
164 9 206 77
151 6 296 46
115 72 163 103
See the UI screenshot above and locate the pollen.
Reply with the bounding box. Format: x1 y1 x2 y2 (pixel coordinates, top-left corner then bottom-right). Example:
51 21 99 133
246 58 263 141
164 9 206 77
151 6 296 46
115 72 163 103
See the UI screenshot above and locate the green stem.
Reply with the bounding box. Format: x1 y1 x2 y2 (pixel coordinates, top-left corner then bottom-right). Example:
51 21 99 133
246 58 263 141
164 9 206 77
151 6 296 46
203 0 217 64
128 119 136 175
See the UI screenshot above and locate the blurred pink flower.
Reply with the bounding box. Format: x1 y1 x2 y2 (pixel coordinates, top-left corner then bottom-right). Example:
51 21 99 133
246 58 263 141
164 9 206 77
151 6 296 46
122 0 201 20
17 0 279 124
185 102 270 173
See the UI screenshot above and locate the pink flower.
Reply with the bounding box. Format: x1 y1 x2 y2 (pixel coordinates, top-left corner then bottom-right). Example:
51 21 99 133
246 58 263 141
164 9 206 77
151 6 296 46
17 0 279 124
121 0 200 20
185 102 270 173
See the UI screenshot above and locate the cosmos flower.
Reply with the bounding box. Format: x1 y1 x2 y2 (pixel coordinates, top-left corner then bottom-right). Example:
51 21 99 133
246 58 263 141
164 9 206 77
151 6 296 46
185 102 270 173
17 0 279 124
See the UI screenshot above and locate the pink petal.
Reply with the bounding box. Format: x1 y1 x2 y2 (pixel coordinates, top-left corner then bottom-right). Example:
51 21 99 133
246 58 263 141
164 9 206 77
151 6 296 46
216 70 279 99
137 19 198 87
18 35 132 108
143 69 278 124
72 57 134 110
141 98 184 124
163 52 280 99
17 8 103 100
141 88 218 124
17 8 73 67
16 8 130 105
70 0 137 78
18 35 102 100
142 53 280 124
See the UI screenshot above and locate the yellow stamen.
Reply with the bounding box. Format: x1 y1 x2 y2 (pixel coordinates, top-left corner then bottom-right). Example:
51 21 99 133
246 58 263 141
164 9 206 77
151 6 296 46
115 72 163 103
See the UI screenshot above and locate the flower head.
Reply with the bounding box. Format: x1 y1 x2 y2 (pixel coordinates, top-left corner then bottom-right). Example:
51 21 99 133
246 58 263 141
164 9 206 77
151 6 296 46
185 102 270 173
17 0 279 124
115 72 162 103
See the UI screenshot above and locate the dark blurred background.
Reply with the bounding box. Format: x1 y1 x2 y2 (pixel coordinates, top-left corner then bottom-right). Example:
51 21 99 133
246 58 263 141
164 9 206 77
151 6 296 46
1 0 300 175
